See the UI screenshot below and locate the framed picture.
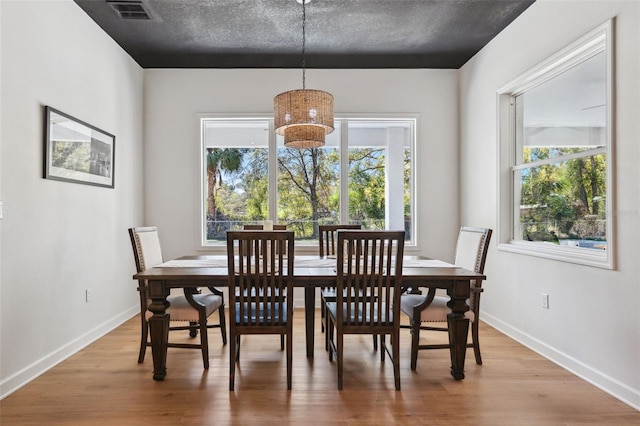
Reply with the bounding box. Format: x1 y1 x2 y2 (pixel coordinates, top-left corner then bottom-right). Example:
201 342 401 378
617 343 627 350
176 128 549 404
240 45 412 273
44 106 115 188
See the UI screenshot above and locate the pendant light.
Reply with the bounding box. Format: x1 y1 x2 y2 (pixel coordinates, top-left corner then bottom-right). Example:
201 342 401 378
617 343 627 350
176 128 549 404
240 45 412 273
273 0 334 148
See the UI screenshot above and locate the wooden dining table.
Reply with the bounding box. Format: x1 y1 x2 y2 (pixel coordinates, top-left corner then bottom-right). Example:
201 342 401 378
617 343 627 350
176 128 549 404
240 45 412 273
133 255 485 382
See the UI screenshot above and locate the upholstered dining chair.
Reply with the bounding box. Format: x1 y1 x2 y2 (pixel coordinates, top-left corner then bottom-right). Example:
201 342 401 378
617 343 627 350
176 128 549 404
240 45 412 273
128 226 227 369
318 224 362 337
227 230 295 390
325 230 405 390
399 226 492 370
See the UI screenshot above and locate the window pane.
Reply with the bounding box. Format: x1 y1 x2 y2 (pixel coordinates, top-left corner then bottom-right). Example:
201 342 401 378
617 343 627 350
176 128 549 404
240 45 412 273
348 121 413 241
516 51 607 165
203 120 269 243
276 122 341 242
201 118 415 247
514 153 607 250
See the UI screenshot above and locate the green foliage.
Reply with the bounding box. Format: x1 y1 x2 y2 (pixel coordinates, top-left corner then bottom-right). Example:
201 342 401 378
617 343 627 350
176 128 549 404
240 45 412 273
207 143 410 241
277 147 340 238
206 147 243 221
519 148 606 242
348 148 385 222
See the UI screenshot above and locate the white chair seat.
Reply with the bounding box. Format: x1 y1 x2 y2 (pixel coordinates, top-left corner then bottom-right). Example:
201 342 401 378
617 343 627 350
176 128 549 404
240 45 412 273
400 294 474 323
145 293 223 321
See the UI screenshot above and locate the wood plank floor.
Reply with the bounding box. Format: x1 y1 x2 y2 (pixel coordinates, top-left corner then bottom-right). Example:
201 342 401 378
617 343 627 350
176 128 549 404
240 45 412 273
1 310 638 425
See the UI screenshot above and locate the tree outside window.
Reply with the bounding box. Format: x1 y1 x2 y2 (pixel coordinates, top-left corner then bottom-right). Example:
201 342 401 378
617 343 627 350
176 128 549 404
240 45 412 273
201 117 415 246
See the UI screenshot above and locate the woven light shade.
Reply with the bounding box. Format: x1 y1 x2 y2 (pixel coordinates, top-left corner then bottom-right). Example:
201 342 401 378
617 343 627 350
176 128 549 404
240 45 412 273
274 89 334 142
273 0 334 149
283 125 325 149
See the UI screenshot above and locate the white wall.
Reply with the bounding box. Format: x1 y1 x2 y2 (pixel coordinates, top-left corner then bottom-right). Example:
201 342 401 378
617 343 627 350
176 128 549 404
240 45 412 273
459 0 640 409
0 1 144 398
144 69 461 261
144 69 461 306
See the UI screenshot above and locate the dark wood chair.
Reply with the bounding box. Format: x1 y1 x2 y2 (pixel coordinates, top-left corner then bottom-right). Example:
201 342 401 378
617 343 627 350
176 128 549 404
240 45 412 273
400 227 492 370
227 230 295 390
243 224 287 231
318 224 362 338
128 226 227 369
242 223 288 350
326 230 405 390
243 224 288 256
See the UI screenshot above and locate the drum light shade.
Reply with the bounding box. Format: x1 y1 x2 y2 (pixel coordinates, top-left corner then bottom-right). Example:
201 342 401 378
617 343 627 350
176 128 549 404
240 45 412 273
274 89 334 148
273 0 334 149
283 124 326 149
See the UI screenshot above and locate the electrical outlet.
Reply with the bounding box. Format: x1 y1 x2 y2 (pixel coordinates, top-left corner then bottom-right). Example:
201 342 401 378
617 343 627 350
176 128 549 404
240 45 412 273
541 293 549 309
86 288 92 303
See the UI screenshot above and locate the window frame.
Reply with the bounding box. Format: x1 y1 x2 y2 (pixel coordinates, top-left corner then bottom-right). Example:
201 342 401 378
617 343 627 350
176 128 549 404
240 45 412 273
496 20 615 269
198 113 418 249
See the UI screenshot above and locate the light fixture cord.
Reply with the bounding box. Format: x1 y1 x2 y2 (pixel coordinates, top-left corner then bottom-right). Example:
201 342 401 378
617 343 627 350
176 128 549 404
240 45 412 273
301 0 306 90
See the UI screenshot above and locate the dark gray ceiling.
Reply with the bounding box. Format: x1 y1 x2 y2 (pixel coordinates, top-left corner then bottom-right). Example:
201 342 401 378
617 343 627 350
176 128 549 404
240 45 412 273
73 0 534 69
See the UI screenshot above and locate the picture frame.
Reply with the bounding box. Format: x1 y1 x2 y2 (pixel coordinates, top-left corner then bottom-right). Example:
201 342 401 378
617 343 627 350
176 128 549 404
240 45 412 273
44 106 115 188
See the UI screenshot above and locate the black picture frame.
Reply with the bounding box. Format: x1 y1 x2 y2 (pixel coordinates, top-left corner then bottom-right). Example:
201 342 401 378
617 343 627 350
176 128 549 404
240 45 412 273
43 106 115 188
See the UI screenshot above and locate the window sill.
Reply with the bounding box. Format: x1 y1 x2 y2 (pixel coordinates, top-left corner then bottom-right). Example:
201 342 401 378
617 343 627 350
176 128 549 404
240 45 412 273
497 240 613 270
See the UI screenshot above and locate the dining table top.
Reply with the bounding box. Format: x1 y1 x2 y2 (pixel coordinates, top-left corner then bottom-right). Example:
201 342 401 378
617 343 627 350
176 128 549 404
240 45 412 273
133 254 486 285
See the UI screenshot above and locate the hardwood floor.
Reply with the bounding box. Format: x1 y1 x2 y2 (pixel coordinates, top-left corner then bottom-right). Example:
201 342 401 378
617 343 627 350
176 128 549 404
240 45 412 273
1 310 638 425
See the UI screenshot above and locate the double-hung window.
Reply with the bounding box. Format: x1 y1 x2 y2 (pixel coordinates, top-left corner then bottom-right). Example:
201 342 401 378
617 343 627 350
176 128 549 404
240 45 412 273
200 116 416 247
497 20 614 268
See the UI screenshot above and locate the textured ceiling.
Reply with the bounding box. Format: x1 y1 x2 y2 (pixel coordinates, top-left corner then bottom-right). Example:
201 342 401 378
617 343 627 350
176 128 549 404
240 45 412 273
74 0 535 69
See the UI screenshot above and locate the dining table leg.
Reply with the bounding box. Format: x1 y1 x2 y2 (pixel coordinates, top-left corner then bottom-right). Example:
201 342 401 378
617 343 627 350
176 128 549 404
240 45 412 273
147 279 170 381
446 279 471 380
304 286 315 358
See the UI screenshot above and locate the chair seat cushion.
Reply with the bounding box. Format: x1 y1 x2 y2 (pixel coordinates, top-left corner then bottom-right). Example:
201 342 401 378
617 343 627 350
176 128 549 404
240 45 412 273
234 302 292 324
145 293 223 321
399 294 474 322
326 302 393 324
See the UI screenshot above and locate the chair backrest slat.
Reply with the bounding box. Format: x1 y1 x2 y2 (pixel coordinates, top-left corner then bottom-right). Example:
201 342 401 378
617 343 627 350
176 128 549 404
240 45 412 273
227 230 294 326
243 224 288 256
318 224 362 257
337 230 405 327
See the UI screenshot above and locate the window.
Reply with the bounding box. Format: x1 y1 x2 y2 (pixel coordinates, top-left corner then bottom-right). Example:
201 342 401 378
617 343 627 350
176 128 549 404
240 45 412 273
497 20 614 268
201 116 416 247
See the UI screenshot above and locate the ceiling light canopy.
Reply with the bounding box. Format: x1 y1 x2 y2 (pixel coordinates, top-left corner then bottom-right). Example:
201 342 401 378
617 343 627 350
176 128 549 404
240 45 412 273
274 0 334 149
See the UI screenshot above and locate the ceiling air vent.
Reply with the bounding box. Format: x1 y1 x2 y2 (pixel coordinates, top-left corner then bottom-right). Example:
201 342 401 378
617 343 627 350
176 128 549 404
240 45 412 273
107 1 154 20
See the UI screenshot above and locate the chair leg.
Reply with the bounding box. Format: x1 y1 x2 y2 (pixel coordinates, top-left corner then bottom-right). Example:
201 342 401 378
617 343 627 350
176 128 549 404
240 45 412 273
392 330 401 390
327 315 334 361
410 320 420 371
236 335 241 362
138 319 148 363
281 334 285 350
471 320 482 365
286 330 293 390
320 295 326 332
373 333 378 351
200 319 209 369
229 333 237 390
380 334 386 362
337 331 344 390
325 308 331 352
219 305 227 345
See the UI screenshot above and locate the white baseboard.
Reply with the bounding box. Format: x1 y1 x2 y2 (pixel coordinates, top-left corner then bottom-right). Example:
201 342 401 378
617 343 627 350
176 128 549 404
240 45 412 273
482 312 640 411
0 306 138 400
